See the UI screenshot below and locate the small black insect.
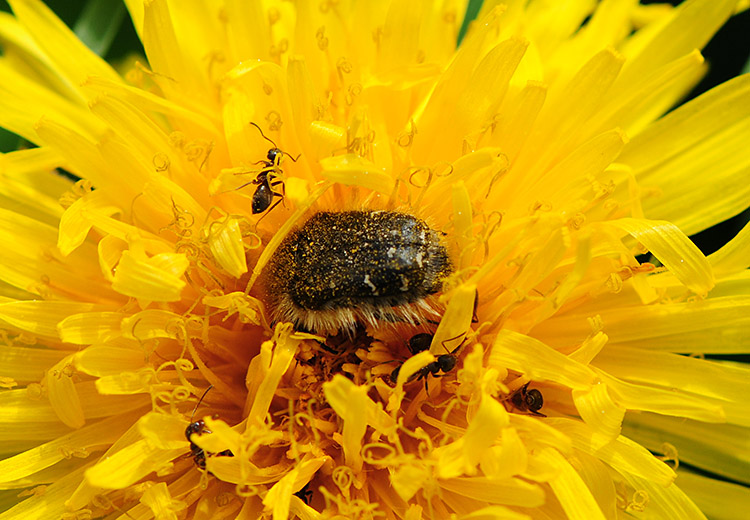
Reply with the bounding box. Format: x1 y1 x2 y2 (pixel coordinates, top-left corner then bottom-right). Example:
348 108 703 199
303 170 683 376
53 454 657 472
236 122 299 216
390 333 464 392
265 211 453 334
185 386 234 469
508 383 545 417
293 483 314 504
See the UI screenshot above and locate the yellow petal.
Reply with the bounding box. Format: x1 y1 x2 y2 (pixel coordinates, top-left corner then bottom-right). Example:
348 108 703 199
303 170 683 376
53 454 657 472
572 381 626 445
140 481 185 519
206 216 248 278
623 412 750 485
8 0 120 89
489 330 594 390
677 470 750 520
0 410 139 484
0 344 66 384
536 447 607 520
323 375 369 472
0 300 100 338
111 250 188 302
620 74 750 235
608 217 714 295
84 438 183 489
319 154 395 195
46 355 84 429
58 311 124 344
619 0 734 92
73 346 146 377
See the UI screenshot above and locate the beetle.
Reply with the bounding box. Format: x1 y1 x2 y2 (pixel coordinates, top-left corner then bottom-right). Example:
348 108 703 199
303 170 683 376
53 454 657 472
265 211 453 334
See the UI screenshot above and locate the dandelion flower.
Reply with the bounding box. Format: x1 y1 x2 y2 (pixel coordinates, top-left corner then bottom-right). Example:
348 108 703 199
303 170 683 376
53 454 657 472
1 0 749 519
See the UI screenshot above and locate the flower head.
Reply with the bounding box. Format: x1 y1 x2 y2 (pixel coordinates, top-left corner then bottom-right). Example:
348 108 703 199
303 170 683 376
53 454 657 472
0 0 749 519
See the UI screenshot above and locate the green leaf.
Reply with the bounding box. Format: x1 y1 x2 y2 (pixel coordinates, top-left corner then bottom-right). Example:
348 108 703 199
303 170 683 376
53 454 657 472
0 127 23 153
73 0 126 57
457 0 484 48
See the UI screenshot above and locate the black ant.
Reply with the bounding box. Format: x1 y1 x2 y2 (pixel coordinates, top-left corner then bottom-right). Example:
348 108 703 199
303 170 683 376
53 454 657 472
185 385 234 469
507 382 545 417
235 122 300 217
390 332 465 392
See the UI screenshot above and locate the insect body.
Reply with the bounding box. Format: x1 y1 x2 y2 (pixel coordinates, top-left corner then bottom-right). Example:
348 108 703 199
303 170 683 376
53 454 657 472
184 419 234 469
508 383 545 416
185 386 234 469
237 122 299 216
265 211 453 334
390 333 463 392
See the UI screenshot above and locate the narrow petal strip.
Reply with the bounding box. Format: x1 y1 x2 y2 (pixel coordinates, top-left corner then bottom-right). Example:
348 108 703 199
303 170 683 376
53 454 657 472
537 447 607 520
607 218 714 295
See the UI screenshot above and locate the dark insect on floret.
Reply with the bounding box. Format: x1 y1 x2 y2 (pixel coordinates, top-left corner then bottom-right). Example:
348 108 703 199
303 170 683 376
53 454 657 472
265 210 453 334
508 382 545 416
235 122 299 217
390 332 465 392
184 386 234 469
185 419 234 469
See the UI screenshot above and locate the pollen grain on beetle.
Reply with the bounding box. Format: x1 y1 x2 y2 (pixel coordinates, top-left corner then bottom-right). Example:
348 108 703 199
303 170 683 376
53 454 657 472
0 1 749 519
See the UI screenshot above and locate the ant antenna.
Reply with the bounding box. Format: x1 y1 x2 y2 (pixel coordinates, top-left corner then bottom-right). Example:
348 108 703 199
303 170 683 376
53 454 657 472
249 122 277 148
249 121 301 163
190 385 214 422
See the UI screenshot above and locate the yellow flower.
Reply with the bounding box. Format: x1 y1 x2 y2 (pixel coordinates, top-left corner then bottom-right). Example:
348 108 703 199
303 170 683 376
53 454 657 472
0 0 749 518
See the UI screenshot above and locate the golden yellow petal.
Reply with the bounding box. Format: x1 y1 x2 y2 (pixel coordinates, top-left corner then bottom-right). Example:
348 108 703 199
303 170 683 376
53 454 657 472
0 300 99 338
676 470 750 520
440 476 544 508
111 250 188 302
618 0 734 91
8 0 121 90
620 74 750 235
46 355 84 428
572 382 626 445
206 216 248 278
548 418 676 487
84 438 182 489
57 190 120 256
0 410 138 484
617 470 706 519
534 295 750 354
623 413 750 485
141 481 185 519
136 412 186 450
537 447 607 520
593 345 750 424
608 218 714 294
57 312 124 344
0 465 88 519
323 375 369 473
710 218 750 277
490 330 594 390
263 468 296 520
319 153 395 194
245 327 298 424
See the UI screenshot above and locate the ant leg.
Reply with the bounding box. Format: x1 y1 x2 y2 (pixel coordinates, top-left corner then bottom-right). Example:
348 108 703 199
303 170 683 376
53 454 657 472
269 178 288 208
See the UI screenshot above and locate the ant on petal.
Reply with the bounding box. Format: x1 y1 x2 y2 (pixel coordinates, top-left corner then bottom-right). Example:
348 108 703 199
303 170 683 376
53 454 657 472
235 122 300 218
185 385 234 469
390 332 466 393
